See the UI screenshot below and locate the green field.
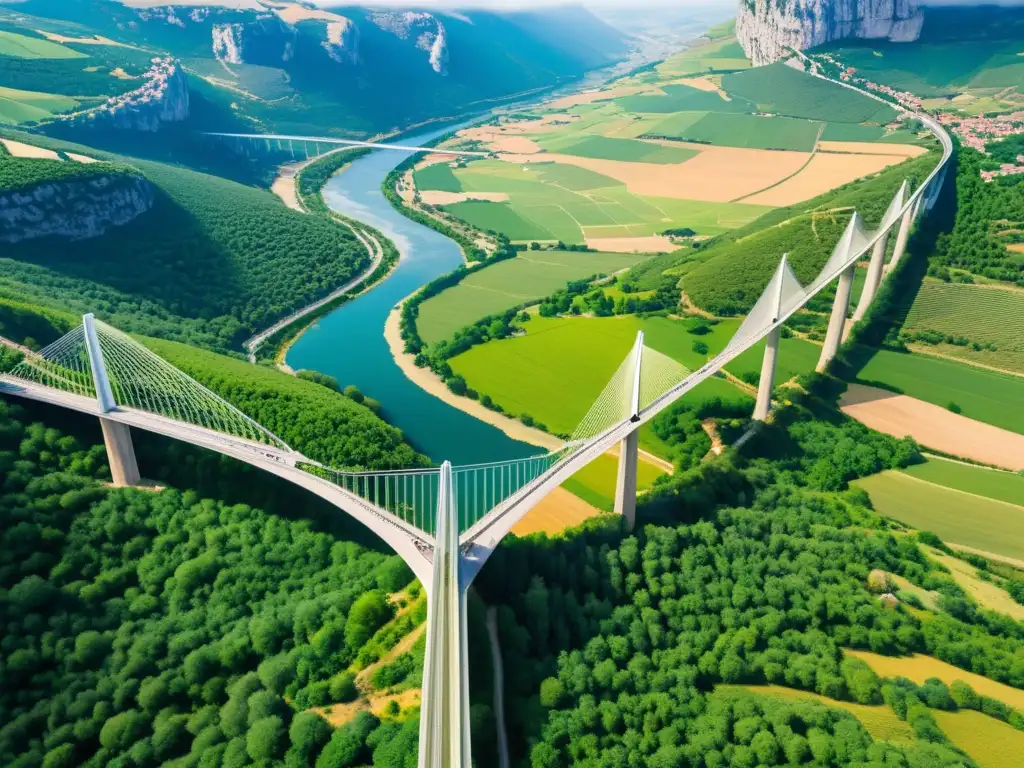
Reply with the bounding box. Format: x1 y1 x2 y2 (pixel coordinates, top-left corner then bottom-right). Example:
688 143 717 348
854 348 1024 435
562 452 665 512
413 162 462 192
449 315 752 449
441 158 769 244
536 134 698 164
0 30 86 59
819 8 1024 101
853 471 1024 562
654 36 752 77
902 456 1024 508
616 83 752 114
722 62 898 124
417 251 649 344
820 123 887 142
724 335 823 387
0 85 78 124
652 111 822 151
902 282 1024 374
443 200 552 240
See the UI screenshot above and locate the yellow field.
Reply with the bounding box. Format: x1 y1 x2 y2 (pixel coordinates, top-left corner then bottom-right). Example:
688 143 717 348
925 547 1024 621
743 152 911 206
818 141 929 157
721 685 917 744
499 147 810 202
846 650 1024 710
933 709 1024 768
511 487 607 536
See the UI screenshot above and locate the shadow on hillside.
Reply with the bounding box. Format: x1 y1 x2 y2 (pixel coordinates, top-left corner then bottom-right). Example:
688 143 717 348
5 186 243 321
835 153 959 381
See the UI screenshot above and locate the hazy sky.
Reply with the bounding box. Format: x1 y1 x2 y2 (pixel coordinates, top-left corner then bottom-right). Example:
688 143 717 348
313 0 733 8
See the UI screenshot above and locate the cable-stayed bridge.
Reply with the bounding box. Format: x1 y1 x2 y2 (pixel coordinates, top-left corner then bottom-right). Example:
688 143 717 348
3 99 951 768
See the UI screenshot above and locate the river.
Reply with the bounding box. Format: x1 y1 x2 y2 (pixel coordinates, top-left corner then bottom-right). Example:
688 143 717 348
285 124 538 465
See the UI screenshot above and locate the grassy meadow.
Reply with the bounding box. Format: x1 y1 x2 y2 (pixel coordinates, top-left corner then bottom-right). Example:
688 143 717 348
448 314 758 451
562 452 666 512
854 348 1024 435
416 251 649 344
853 471 1024 562
902 456 1024 508
818 7 1024 111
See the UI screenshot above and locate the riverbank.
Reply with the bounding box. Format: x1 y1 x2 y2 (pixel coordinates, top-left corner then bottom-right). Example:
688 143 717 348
383 298 563 450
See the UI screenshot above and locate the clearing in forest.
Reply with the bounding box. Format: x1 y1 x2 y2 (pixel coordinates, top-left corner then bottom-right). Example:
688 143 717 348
854 469 1024 563
923 546 1024 621
511 487 607 536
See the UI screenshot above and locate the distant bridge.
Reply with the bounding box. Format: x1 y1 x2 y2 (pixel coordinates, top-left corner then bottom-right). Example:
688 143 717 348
6 82 952 768
204 132 494 158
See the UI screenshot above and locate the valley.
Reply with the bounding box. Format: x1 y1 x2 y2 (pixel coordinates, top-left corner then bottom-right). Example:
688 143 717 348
3 3 1024 768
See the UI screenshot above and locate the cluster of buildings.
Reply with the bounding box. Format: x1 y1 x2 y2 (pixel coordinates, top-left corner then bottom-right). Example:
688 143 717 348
814 53 1024 182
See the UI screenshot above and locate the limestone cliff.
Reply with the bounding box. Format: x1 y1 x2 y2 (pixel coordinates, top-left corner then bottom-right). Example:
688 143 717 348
67 58 190 132
0 175 154 243
737 0 923 66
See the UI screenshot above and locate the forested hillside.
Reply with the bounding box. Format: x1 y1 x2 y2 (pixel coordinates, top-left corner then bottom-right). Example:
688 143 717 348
0 297 428 470
930 147 1023 285
475 377 1024 767
0 131 368 353
0 397 426 768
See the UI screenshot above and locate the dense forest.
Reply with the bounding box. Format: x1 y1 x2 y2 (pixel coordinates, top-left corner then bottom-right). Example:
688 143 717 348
930 148 1024 285
0 396 431 768
0 131 369 353
475 376 1024 767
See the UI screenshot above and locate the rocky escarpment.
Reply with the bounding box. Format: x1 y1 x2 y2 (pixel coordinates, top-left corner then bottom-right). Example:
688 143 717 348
369 11 448 75
737 0 923 66
0 175 154 243
66 58 190 132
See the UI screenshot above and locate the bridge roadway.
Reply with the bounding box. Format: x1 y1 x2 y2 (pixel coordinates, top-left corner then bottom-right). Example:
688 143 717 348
459 108 954 569
205 132 494 158
0 377 437 586
3 66 954 768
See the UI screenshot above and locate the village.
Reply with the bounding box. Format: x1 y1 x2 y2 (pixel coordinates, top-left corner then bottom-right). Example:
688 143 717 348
813 52 1024 182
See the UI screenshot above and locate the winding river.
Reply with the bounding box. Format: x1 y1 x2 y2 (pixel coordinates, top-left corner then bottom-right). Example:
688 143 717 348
285 125 537 465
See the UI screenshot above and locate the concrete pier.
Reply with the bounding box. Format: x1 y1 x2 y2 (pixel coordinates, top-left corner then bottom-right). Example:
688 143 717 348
614 431 639 531
817 264 855 372
852 231 888 324
753 327 780 421
100 418 140 486
887 203 916 274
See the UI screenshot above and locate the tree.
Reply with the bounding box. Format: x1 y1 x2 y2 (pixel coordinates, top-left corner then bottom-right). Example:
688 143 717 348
99 710 147 751
288 712 331 764
345 590 394 652
246 716 285 761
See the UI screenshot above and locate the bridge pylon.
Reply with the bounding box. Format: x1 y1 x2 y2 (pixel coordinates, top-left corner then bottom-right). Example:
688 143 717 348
83 313 140 486
419 461 472 768
613 331 643 531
